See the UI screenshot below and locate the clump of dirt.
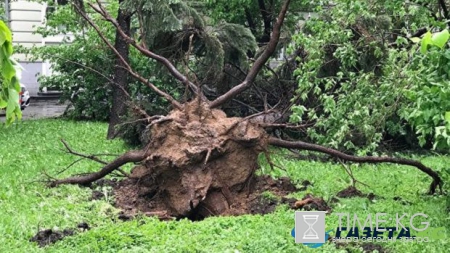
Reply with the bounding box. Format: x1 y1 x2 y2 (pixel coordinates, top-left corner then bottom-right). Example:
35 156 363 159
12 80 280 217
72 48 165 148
30 223 90 247
30 229 74 247
337 186 378 201
249 195 278 215
293 194 332 213
337 186 365 198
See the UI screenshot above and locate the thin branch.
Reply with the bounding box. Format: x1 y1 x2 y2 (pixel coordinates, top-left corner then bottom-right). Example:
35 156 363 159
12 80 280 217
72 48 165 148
268 137 443 194
56 157 84 175
49 149 148 186
338 159 370 188
61 139 108 165
72 2 183 110
210 0 291 108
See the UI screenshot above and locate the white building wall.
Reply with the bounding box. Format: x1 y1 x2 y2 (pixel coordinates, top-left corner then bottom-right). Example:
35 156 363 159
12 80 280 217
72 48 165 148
9 0 46 96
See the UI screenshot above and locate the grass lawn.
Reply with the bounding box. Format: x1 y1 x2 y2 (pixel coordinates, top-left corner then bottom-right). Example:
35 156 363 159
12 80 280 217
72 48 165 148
0 119 448 252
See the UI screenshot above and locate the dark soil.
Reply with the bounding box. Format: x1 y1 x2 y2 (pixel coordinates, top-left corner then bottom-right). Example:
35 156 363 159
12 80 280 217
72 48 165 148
114 174 300 220
89 179 118 200
249 195 278 215
30 223 90 247
30 229 74 247
337 186 377 201
293 193 332 213
337 186 365 198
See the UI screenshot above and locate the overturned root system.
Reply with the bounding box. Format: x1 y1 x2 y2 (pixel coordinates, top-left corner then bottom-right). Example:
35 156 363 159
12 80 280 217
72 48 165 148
49 101 443 219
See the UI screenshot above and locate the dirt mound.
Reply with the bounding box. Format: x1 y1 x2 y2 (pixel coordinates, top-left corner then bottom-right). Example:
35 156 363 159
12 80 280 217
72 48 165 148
337 186 378 201
293 194 332 212
30 223 90 247
30 229 74 247
337 186 365 198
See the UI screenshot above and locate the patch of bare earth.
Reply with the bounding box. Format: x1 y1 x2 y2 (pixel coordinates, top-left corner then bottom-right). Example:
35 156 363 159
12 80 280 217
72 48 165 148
29 223 89 247
114 174 300 220
292 193 332 213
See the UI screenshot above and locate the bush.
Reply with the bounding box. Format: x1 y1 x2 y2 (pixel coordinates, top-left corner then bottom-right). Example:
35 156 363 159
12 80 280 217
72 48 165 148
290 0 447 153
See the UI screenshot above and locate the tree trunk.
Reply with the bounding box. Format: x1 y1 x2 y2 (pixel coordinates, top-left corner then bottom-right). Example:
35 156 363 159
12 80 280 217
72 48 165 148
258 0 273 44
107 1 131 139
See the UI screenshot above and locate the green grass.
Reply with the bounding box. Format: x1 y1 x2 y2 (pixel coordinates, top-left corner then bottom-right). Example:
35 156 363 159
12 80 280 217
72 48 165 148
0 119 449 252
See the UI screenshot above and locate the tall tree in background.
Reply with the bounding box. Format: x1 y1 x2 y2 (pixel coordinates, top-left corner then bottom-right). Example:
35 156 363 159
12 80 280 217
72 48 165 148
107 0 131 139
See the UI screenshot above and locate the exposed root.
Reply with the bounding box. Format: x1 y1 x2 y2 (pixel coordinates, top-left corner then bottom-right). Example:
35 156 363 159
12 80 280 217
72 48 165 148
48 149 148 187
268 138 443 194
60 139 108 165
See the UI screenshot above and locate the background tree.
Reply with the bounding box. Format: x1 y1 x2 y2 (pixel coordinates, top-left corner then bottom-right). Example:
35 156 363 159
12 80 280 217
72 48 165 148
288 0 450 153
107 0 131 139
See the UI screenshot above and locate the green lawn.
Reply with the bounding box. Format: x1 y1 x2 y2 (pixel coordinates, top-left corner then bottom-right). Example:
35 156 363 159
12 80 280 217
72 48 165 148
0 119 448 252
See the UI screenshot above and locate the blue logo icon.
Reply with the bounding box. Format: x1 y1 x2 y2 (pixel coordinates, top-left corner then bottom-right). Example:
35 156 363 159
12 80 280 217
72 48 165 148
291 228 333 248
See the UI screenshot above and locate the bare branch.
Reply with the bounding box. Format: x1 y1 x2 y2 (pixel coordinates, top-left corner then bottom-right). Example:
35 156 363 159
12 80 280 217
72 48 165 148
72 2 183 110
49 149 148 187
209 0 292 108
61 139 108 165
268 137 443 194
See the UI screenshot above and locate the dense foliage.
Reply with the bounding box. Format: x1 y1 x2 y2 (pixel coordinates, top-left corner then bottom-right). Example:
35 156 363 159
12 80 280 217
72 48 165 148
28 0 450 152
0 20 21 125
29 2 178 122
289 0 450 153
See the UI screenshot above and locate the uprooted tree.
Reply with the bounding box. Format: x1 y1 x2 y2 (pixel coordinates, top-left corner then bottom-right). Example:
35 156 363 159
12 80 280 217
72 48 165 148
48 0 443 219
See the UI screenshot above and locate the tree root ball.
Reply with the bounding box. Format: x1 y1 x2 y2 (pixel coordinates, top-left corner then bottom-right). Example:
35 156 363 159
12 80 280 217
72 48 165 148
115 100 269 218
